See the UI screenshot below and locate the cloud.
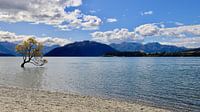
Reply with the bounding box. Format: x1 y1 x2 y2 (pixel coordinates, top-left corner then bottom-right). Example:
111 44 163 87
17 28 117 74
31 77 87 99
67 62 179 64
91 29 135 43
135 24 200 38
141 11 153 16
65 0 82 7
91 24 200 47
0 30 71 46
135 24 159 37
0 0 102 30
160 37 200 48
89 10 97 14
174 22 184 26
106 18 117 23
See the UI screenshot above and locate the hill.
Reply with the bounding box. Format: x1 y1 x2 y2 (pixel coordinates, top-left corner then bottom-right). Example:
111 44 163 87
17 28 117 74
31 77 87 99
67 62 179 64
45 41 117 56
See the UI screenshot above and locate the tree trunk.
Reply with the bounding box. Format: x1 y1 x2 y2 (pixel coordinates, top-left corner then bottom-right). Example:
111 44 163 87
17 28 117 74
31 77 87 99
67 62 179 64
21 62 26 68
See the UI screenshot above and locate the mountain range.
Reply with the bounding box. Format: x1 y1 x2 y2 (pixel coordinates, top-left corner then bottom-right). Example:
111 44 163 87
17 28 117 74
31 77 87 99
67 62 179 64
0 42 59 56
0 42 16 55
0 41 199 57
110 42 187 53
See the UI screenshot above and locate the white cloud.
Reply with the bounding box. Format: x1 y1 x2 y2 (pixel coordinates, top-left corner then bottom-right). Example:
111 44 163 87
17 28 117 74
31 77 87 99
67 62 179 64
0 0 102 30
91 24 200 47
89 10 97 14
0 30 71 46
91 28 135 43
160 37 200 48
135 24 159 37
106 18 117 23
65 0 82 7
141 11 153 16
134 24 200 38
174 22 184 26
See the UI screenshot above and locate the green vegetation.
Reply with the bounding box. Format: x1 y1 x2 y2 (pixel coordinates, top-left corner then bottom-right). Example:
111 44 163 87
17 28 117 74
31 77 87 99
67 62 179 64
16 38 48 68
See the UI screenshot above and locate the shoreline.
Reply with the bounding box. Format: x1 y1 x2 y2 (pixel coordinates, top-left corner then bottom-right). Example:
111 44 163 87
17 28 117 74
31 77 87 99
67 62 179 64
0 86 170 112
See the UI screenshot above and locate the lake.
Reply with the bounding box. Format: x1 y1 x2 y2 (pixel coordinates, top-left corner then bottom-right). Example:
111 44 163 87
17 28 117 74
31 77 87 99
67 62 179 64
0 57 200 111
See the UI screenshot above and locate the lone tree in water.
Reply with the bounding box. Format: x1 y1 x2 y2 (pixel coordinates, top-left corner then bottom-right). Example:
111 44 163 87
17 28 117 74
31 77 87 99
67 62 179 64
16 38 48 68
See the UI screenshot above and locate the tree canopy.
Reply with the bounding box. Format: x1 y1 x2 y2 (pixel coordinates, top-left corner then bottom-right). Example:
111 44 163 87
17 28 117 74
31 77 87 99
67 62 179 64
16 38 48 67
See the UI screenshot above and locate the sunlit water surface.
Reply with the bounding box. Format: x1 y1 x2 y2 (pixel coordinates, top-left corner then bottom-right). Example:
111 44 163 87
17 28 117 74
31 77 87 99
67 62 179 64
0 57 200 111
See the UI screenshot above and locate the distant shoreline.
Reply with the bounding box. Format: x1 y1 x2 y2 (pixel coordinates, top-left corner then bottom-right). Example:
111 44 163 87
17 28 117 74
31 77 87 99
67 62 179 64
0 85 169 112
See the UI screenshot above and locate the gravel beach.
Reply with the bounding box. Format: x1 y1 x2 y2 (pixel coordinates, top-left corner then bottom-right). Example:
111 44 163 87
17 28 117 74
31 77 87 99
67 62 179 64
0 86 170 112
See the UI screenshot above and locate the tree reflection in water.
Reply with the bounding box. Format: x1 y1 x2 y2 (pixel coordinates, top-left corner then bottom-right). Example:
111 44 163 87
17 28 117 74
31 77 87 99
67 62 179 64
15 67 46 89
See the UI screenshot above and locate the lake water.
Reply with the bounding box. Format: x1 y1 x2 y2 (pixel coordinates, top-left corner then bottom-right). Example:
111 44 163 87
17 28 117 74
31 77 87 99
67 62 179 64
0 57 200 111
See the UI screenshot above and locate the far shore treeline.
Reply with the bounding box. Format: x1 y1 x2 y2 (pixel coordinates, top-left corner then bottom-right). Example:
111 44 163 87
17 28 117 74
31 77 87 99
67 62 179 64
104 50 200 57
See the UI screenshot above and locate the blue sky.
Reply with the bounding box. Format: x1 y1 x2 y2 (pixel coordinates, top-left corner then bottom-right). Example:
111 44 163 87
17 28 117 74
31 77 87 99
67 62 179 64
0 0 200 47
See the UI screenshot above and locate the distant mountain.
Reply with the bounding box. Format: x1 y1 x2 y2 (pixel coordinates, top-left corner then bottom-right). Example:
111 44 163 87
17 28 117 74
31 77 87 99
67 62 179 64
45 41 117 56
110 42 187 53
110 42 143 52
144 43 187 53
43 45 59 54
0 42 59 56
0 41 193 57
0 43 16 55
0 52 14 57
